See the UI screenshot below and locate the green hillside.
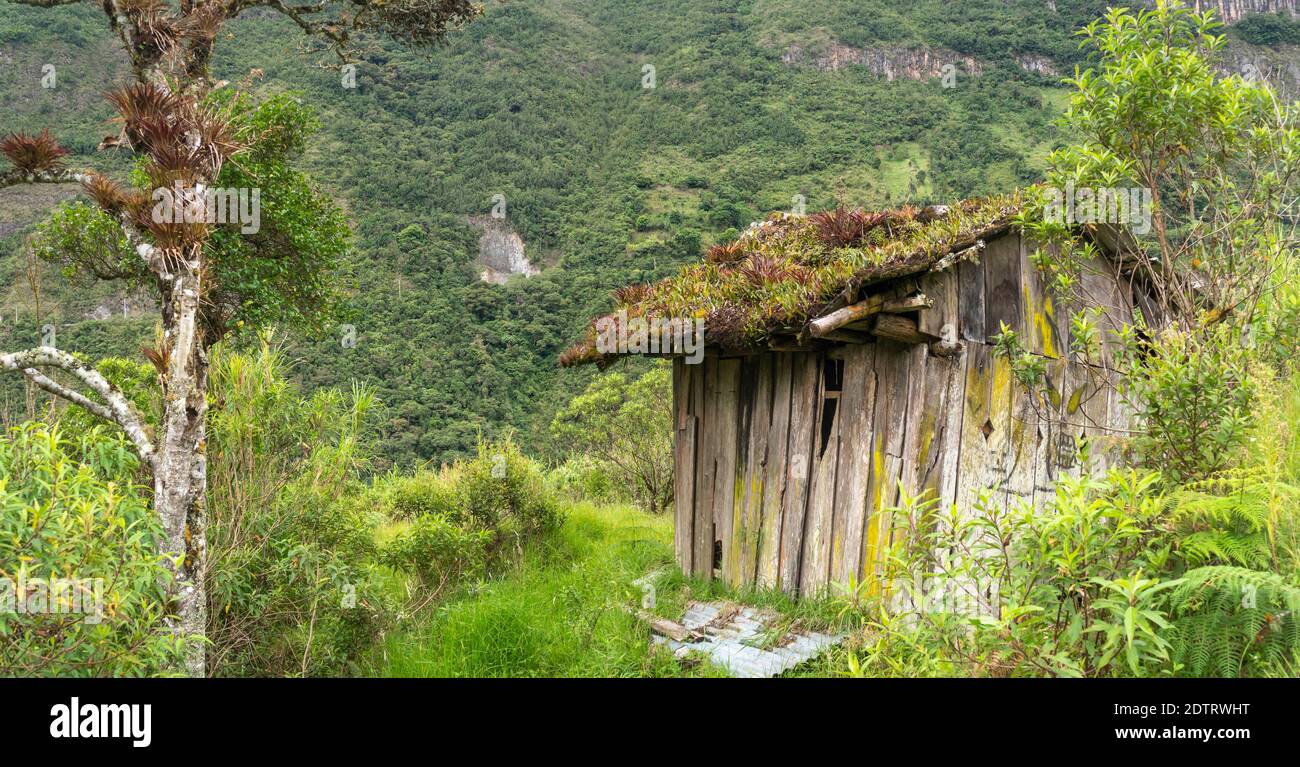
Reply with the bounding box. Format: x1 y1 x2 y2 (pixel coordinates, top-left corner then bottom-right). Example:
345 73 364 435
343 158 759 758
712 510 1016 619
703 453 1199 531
0 0 1286 467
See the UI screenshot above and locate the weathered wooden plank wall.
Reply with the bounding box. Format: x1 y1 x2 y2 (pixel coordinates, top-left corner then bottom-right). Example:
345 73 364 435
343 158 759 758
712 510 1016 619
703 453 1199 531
671 232 1137 600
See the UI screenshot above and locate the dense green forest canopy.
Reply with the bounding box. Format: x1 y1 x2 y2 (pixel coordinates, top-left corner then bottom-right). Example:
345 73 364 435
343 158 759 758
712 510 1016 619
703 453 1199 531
1 0 1293 468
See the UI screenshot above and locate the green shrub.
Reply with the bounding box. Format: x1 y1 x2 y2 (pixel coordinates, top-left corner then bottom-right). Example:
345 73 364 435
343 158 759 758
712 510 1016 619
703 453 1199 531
459 437 562 535
388 469 466 522
1167 566 1300 677
546 455 621 504
1126 327 1256 482
549 365 674 514
380 514 492 593
1255 265 1300 375
377 437 562 603
845 452 1300 677
0 424 184 676
1168 469 1290 570
1233 11 1300 46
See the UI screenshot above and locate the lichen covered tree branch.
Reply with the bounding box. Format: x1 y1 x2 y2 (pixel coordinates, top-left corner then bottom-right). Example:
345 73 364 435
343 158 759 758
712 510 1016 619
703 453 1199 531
0 347 156 467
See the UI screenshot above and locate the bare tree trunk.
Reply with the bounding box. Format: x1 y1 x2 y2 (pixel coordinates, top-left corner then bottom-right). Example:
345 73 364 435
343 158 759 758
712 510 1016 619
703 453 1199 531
155 266 209 676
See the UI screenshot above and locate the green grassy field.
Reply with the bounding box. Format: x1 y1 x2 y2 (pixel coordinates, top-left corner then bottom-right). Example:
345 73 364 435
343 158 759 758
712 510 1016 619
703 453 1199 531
369 502 847 678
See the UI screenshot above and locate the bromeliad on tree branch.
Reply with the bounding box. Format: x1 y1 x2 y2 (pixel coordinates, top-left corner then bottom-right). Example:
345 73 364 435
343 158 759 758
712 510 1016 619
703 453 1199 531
0 0 481 677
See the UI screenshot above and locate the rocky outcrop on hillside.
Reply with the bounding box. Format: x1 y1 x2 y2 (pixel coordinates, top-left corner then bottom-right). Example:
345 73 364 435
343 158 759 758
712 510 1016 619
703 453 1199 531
779 3 1295 83
780 41 1065 80
82 293 154 321
1220 41 1300 94
1015 54 1058 77
781 42 980 79
1189 0 1298 24
467 215 540 284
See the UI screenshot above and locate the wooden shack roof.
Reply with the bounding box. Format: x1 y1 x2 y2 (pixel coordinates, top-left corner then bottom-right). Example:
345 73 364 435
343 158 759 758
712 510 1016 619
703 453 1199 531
560 191 1024 367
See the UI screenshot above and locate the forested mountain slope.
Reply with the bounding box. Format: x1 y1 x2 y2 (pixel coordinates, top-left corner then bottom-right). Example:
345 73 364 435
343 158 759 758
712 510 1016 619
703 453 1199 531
2 0 1297 468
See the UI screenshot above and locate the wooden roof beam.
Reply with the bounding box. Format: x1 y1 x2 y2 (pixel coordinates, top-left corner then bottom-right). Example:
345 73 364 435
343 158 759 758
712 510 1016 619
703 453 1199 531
871 313 931 345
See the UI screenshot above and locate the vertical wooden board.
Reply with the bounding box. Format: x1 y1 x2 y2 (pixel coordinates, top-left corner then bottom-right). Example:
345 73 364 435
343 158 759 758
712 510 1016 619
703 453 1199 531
953 343 995 517
672 360 695 574
927 350 968 602
1101 365 1135 470
949 345 995 616
1033 356 1070 509
779 353 818 594
987 350 1015 493
691 359 716 578
736 355 773 587
1061 360 1109 478
712 359 742 585
983 234 1024 342
860 341 911 592
894 348 935 618
958 257 986 343
1007 239 1053 503
909 351 965 509
917 269 958 340
799 355 841 598
1078 256 1127 368
954 343 1014 507
757 354 793 588
1020 235 1066 359
726 357 756 586
672 360 685 568
897 346 931 501
977 347 1014 613
893 346 964 614
829 344 877 589
1004 373 1043 514
1076 362 1109 470
1045 241 1075 358
889 345 930 611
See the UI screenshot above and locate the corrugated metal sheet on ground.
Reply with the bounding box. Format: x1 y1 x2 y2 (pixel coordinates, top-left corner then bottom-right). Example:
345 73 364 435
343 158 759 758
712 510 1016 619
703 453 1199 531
651 601 843 678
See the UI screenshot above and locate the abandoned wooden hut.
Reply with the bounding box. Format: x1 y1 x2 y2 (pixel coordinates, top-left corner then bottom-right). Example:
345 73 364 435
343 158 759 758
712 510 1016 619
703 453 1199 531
561 192 1137 598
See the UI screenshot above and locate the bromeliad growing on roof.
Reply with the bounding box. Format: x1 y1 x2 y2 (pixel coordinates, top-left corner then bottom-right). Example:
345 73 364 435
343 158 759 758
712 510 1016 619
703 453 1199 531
561 193 1023 368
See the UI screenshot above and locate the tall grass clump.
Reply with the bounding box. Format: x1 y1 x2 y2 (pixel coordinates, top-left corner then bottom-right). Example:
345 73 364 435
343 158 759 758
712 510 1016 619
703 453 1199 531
206 337 389 677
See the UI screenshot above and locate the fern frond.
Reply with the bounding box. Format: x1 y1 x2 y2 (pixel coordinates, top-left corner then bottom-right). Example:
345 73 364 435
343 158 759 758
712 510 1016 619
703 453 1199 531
1167 566 1300 677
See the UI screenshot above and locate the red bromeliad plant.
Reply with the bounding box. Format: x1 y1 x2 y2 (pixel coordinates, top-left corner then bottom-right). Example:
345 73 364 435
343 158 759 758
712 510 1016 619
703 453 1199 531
0 130 70 178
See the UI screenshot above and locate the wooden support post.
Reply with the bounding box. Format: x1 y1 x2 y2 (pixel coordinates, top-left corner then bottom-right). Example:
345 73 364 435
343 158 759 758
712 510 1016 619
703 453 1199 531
807 294 887 338
882 294 933 313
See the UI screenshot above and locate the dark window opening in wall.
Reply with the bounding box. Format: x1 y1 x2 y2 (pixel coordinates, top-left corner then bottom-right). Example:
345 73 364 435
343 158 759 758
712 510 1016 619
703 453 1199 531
818 357 844 457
